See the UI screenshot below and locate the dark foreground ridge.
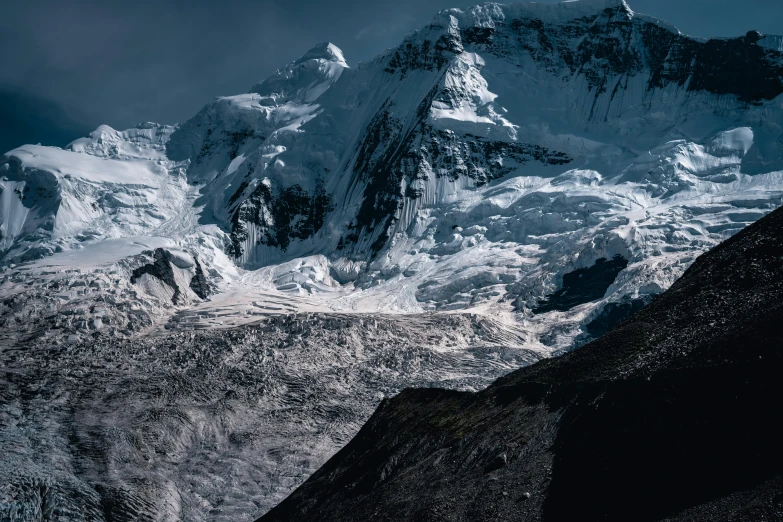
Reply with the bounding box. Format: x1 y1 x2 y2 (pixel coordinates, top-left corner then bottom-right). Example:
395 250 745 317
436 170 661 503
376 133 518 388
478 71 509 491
259 205 783 521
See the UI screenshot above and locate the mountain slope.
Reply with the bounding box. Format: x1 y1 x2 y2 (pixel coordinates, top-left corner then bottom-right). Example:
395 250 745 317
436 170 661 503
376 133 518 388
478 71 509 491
1 1 783 520
259 204 783 521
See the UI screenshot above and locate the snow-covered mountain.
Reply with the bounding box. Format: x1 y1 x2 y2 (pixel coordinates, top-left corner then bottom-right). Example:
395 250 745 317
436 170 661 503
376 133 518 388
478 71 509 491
1 0 783 520
3 0 783 341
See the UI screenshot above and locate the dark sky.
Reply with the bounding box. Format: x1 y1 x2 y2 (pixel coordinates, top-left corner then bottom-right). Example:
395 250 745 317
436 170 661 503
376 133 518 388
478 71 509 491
1 0 781 153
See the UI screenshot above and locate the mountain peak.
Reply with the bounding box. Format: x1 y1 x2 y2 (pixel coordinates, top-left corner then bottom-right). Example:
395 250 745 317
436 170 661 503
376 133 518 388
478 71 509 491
440 0 634 30
248 42 347 102
294 42 347 67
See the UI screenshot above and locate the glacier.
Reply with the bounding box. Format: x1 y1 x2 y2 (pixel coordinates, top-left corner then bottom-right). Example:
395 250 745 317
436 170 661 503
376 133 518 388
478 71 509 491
1 0 783 520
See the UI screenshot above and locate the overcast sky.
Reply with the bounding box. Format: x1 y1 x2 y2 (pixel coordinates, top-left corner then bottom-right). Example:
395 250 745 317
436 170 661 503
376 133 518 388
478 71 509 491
1 0 781 153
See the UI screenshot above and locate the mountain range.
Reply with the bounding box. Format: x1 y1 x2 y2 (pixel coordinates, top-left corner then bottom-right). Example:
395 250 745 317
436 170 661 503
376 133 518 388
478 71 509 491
1 0 782 520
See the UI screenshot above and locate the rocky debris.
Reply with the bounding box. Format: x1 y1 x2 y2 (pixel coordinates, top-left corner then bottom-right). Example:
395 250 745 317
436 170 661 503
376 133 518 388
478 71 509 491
0 247 217 349
0 312 540 522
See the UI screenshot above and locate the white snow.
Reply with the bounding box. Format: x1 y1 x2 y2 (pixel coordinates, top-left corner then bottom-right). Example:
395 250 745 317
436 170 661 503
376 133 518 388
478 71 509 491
2 0 781 338
226 154 247 175
7 144 166 185
2 3 783 520
0 130 193 264
29 236 176 268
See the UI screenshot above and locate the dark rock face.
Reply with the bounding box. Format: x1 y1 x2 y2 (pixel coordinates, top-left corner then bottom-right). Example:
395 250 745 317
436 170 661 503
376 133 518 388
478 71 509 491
130 248 211 303
471 5 783 103
227 181 272 258
423 131 572 185
385 37 458 75
347 99 412 254
533 255 629 314
258 205 783 522
665 30 783 103
346 90 572 255
227 181 333 258
195 128 258 166
130 248 182 304
340 5 783 259
188 256 212 300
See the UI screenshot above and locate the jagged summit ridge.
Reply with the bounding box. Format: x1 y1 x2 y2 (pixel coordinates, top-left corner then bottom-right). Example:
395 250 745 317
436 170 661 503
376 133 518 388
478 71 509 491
438 0 634 27
293 42 348 66
249 42 348 103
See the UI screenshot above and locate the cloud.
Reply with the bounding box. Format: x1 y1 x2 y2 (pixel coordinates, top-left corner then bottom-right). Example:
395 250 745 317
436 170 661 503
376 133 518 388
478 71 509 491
0 85 92 155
